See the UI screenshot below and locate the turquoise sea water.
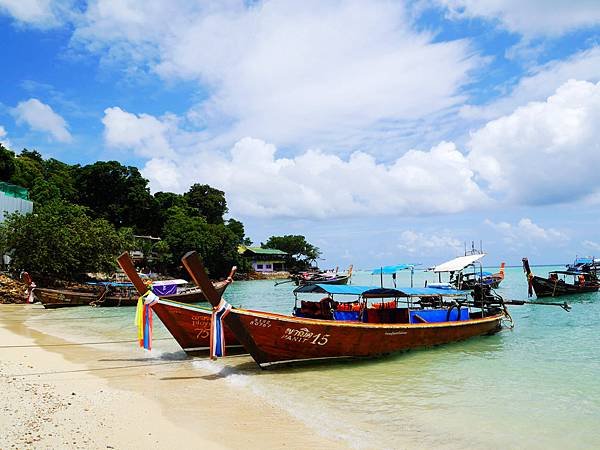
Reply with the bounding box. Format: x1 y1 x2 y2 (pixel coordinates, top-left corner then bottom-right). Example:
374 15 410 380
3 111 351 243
23 266 600 449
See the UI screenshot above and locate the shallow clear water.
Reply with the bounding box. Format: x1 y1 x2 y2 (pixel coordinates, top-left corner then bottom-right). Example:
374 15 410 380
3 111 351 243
25 266 600 449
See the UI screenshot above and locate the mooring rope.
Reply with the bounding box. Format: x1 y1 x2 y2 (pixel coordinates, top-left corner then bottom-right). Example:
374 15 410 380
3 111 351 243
0 337 173 349
0 315 127 322
2 359 193 378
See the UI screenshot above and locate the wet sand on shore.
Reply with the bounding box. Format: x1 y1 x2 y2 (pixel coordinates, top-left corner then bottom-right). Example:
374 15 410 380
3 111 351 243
0 304 346 449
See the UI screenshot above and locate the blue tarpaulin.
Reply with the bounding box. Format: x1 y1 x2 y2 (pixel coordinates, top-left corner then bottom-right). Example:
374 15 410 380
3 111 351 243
370 264 414 275
294 284 466 297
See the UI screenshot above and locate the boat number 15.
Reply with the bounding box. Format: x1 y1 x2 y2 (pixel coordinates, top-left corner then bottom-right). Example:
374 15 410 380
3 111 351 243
311 333 330 346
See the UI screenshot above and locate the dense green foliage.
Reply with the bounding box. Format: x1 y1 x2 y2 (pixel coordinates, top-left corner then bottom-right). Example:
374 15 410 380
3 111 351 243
0 201 132 280
262 235 321 270
0 146 253 279
0 144 323 279
184 184 228 224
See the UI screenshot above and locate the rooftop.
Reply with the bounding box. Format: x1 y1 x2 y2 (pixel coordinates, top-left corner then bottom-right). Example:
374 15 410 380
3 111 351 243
239 246 287 256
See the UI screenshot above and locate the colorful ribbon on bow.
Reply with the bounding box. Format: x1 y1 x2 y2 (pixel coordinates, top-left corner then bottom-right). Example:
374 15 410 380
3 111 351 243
135 287 159 350
210 298 232 359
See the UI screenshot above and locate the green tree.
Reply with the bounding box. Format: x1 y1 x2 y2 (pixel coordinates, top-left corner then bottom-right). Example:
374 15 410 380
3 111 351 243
184 183 228 224
43 158 78 202
10 152 44 189
75 161 155 233
0 144 16 181
0 200 132 280
226 218 252 246
262 235 321 269
162 206 241 277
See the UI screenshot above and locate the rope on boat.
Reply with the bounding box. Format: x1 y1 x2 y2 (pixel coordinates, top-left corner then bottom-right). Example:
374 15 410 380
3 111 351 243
502 305 515 329
2 359 193 378
0 338 173 349
0 315 127 322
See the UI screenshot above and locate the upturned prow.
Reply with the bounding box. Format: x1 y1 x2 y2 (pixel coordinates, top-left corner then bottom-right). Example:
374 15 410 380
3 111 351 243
182 251 221 308
227 266 238 282
522 258 532 276
117 252 148 295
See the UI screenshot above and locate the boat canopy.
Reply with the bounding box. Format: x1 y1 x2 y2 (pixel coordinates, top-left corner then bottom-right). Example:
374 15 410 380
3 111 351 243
370 264 414 275
152 279 189 286
463 271 493 277
88 281 133 287
294 283 465 298
550 270 590 275
88 279 189 287
433 254 485 273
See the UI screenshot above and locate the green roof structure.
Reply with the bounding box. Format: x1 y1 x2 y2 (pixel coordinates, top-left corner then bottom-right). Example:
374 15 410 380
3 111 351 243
240 246 287 256
0 182 29 200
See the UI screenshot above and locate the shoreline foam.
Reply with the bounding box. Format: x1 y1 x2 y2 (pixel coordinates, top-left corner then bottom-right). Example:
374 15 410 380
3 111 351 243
0 304 346 449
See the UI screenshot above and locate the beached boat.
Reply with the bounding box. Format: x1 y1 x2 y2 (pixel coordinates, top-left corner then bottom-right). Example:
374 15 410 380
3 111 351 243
117 252 241 354
33 287 106 309
182 251 507 369
35 278 231 308
293 265 353 286
522 258 600 298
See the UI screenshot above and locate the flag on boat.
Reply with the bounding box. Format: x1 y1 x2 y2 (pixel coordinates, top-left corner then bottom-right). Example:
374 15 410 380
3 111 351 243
210 298 232 359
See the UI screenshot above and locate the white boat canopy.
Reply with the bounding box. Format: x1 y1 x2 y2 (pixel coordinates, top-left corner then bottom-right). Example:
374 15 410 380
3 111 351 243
433 254 485 273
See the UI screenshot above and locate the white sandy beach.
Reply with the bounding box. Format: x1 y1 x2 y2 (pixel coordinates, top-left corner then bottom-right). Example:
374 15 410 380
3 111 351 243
0 304 346 449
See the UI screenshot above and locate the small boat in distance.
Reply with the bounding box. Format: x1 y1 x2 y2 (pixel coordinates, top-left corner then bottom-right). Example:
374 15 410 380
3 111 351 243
182 251 507 369
455 263 505 290
566 256 600 275
522 257 600 298
293 265 353 286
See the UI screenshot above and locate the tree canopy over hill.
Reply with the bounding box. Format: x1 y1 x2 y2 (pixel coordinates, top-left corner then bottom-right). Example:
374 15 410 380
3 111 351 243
0 144 251 279
262 235 321 270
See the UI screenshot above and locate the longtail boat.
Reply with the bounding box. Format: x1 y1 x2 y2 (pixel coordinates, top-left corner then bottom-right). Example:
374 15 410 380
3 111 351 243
117 252 241 355
35 278 231 309
565 256 600 275
523 257 599 298
455 262 505 290
33 287 106 309
181 251 509 369
293 265 353 286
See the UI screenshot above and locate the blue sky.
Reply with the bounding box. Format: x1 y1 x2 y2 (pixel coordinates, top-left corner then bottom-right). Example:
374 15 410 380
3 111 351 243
1 0 600 268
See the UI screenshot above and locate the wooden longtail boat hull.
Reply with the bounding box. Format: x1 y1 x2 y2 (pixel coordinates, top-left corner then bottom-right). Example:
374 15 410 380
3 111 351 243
180 250 505 369
97 283 229 307
116 251 240 354
225 310 504 368
33 288 103 309
530 276 599 297
35 283 229 308
297 275 351 286
151 299 242 355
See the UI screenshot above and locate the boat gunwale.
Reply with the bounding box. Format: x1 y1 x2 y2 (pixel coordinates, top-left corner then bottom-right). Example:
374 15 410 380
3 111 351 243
155 298 504 330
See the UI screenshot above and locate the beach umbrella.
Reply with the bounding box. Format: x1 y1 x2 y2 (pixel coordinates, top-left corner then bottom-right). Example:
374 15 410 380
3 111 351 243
370 264 417 288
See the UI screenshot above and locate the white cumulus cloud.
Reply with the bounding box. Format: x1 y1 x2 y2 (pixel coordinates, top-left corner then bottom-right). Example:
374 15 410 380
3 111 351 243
0 0 74 28
12 98 72 142
485 218 568 245
461 47 600 121
397 229 463 256
75 0 479 150
468 79 600 205
0 125 10 147
102 107 175 159
136 135 489 219
434 0 600 36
